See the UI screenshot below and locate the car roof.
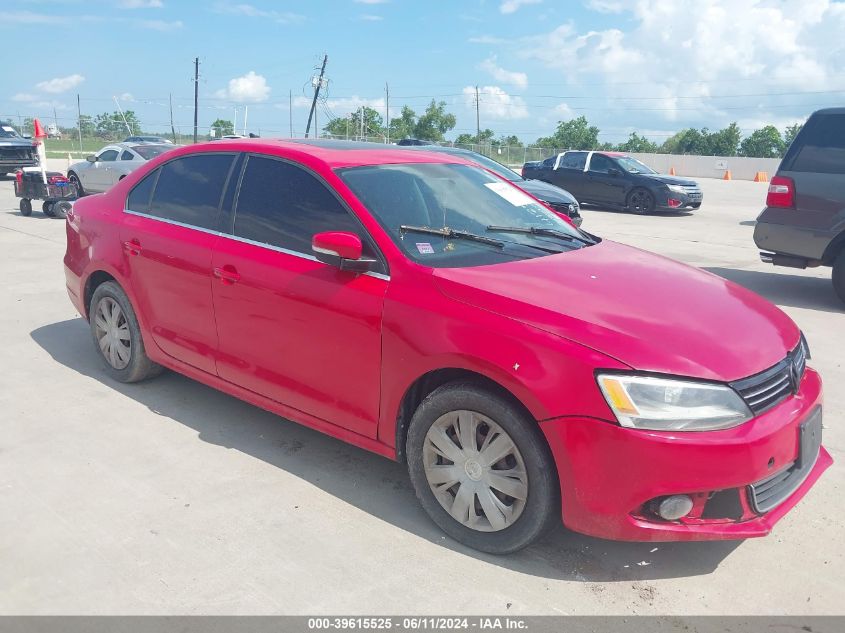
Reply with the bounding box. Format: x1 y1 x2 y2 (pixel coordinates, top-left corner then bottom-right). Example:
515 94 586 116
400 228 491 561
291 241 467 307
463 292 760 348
180 138 473 169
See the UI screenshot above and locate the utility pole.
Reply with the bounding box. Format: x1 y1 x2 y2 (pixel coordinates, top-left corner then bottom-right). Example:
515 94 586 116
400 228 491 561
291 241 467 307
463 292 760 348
305 54 328 138
193 57 199 144
385 82 390 144
169 93 176 143
113 96 132 135
76 94 83 149
289 90 293 137
243 105 248 135
360 106 364 141
475 85 480 142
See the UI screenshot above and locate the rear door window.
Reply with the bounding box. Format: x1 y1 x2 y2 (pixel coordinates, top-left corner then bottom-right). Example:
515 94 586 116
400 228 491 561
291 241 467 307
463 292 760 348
588 154 614 173
559 152 587 170
120 151 134 161
147 153 235 230
232 155 375 258
788 114 845 174
126 168 159 213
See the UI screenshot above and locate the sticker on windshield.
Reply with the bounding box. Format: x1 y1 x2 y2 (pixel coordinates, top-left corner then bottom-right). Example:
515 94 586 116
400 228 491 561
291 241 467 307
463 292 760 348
416 242 434 254
484 181 537 207
1 126 14 132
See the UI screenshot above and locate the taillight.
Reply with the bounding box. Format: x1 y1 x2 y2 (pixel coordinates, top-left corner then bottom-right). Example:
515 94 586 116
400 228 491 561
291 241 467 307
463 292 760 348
766 175 794 208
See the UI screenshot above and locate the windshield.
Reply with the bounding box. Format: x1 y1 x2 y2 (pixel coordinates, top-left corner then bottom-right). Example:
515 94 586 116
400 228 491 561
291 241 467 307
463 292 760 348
131 144 175 160
461 152 520 181
0 125 23 139
615 156 657 174
338 163 594 268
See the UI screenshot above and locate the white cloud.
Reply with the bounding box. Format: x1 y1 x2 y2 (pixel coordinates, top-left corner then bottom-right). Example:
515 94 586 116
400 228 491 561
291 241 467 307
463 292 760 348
518 0 845 130
138 19 182 30
35 74 85 94
500 0 541 14
215 71 271 103
117 92 135 101
553 102 574 118
479 56 528 89
359 14 383 21
463 86 529 120
213 2 305 24
12 93 37 102
118 0 163 8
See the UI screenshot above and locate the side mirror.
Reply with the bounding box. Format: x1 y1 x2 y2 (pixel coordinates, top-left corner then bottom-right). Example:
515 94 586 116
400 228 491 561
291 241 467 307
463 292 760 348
608 167 621 177
312 231 377 273
86 155 97 163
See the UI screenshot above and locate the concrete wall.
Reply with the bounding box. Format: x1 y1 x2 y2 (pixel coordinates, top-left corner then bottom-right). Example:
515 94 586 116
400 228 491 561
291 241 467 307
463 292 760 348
624 152 781 181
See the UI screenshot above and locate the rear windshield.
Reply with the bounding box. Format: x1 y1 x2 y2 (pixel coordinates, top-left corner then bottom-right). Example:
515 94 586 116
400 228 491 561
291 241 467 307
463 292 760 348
131 144 175 160
787 114 845 174
0 126 23 139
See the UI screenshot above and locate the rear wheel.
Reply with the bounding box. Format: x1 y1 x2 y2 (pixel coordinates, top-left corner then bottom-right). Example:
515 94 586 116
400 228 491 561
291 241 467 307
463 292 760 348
19 198 32 216
89 281 163 383
627 188 655 215
406 382 559 554
833 250 845 305
42 201 55 216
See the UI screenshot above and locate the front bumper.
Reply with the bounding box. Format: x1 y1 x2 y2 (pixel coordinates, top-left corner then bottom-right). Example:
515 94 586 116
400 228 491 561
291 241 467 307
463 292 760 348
658 188 703 210
540 367 830 541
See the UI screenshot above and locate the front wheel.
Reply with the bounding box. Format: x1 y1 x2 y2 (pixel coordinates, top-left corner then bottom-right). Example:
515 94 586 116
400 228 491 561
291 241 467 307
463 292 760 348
627 188 655 215
19 198 32 216
68 172 84 197
406 382 559 554
89 281 163 383
42 201 55 216
833 250 845 305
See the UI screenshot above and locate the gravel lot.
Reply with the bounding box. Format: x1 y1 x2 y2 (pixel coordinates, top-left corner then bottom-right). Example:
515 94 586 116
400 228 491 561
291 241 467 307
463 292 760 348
0 172 841 615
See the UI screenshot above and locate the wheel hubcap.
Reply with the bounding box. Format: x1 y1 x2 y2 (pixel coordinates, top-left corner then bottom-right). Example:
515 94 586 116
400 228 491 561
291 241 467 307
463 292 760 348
423 410 528 532
94 297 131 370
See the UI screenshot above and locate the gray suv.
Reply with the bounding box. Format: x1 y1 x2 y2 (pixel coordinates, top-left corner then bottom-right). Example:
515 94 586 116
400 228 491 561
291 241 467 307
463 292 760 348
754 107 845 303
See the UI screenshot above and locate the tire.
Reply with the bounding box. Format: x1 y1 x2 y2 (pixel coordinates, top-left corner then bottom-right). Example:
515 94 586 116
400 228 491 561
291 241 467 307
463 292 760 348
52 201 71 219
406 382 559 554
89 281 163 383
627 188 655 215
42 201 55 216
68 172 84 197
833 250 845 305
19 198 32 216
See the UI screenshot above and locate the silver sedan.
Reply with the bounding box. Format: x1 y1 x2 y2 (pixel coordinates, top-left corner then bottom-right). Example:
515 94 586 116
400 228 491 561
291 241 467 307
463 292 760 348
67 143 176 195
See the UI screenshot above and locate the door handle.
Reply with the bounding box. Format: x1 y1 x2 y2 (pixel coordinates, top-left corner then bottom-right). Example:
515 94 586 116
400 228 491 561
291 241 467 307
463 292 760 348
123 239 142 256
213 265 241 285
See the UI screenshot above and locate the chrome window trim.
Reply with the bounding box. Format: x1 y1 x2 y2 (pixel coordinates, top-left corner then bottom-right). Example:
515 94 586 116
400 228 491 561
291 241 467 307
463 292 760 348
122 208 390 281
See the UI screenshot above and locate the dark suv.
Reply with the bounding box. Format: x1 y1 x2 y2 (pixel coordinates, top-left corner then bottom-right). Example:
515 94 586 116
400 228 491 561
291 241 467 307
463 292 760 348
754 108 845 303
0 124 38 175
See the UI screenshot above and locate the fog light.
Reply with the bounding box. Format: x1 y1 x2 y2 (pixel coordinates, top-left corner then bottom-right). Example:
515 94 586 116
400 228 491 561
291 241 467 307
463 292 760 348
657 494 694 520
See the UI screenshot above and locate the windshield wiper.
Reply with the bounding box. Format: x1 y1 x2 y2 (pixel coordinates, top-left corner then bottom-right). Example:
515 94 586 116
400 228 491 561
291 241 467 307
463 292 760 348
400 225 505 248
486 225 596 246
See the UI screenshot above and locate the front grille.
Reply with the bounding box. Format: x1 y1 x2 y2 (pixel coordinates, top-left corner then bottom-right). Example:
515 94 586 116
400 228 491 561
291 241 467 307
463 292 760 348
0 148 33 160
731 341 806 415
748 406 822 513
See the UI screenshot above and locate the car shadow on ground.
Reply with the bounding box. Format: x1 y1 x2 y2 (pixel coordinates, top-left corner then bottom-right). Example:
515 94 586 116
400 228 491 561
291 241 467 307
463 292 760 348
31 317 741 583
704 267 842 313
580 204 695 218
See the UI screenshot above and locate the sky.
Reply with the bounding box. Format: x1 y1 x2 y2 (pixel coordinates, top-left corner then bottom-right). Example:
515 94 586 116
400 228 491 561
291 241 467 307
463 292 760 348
2 0 845 144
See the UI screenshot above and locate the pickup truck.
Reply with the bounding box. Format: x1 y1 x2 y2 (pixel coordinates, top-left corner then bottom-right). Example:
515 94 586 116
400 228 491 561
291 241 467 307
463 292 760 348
523 150 702 215
0 124 39 175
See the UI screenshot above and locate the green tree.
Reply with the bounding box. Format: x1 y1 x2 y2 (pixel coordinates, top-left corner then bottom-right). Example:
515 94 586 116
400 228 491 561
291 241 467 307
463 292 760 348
539 116 600 150
388 105 417 141
783 123 803 150
494 134 523 148
616 132 658 153
211 118 234 137
708 122 741 156
413 100 456 142
94 110 141 139
740 126 785 158
454 128 496 146
324 107 384 140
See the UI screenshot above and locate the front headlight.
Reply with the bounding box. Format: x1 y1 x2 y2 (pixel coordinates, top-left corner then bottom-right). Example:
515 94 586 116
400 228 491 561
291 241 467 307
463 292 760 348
666 184 688 195
596 373 752 431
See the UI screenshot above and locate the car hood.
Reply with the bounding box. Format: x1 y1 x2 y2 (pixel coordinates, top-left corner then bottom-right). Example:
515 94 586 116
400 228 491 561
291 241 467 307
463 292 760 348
639 173 698 186
432 241 798 382
515 178 577 205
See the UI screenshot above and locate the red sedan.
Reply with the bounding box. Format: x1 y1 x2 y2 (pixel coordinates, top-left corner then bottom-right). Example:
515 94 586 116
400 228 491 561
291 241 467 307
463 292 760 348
63 139 831 553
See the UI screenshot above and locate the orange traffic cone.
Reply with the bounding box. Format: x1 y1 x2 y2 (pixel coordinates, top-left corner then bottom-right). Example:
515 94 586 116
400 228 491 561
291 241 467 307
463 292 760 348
723 170 732 180
669 167 676 176
753 171 769 182
33 118 47 139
